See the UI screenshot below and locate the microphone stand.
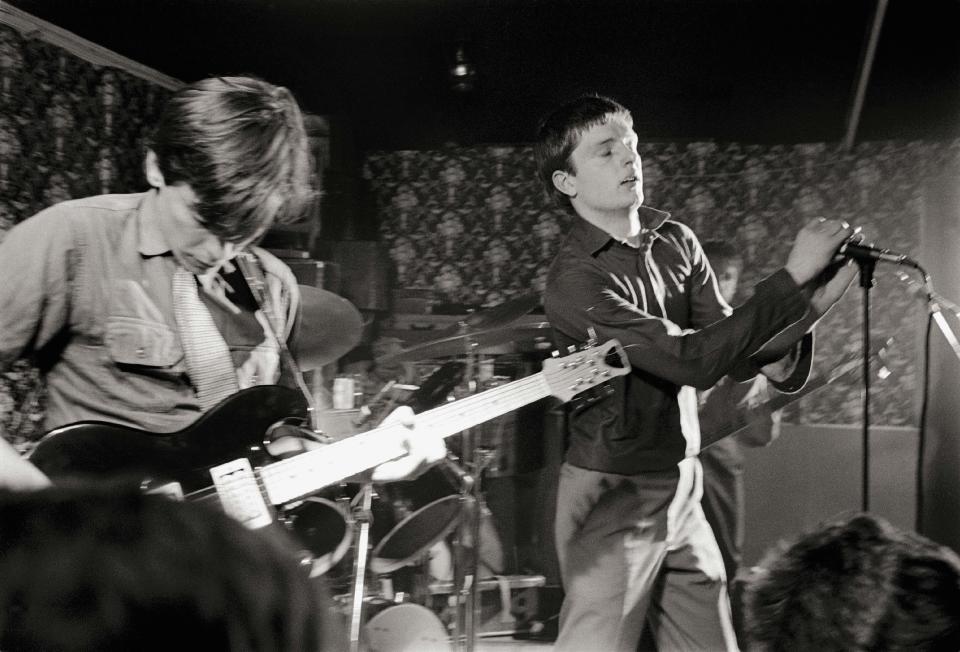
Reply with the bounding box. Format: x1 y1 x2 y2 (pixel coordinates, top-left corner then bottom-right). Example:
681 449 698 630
898 269 960 533
855 257 877 512
914 273 960 363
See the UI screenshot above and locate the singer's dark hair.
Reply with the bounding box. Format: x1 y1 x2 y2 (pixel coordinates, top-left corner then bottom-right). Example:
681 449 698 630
534 95 632 207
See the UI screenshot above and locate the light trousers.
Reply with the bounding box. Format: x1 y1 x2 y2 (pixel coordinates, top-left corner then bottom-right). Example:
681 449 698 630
554 458 738 652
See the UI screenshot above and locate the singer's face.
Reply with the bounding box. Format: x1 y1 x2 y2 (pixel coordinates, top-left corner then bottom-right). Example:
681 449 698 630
559 115 644 216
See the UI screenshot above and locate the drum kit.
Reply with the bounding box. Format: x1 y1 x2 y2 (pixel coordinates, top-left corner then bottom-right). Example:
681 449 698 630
285 293 551 652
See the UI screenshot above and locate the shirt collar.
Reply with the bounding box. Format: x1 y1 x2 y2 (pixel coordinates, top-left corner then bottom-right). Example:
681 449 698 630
569 205 671 256
136 189 173 257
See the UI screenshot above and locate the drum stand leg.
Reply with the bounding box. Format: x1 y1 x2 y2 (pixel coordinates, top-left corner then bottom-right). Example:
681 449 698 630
451 447 494 652
450 466 474 652
348 484 375 652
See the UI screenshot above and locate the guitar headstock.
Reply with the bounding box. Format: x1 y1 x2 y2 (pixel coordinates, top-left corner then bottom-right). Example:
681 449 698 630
828 336 896 382
541 339 631 402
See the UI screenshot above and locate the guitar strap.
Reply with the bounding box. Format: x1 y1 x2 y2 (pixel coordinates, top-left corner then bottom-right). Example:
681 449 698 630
235 252 320 427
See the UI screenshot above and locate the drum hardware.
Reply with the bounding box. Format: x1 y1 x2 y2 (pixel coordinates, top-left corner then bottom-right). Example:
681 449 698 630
449 444 497 652
347 483 375 652
333 295 542 651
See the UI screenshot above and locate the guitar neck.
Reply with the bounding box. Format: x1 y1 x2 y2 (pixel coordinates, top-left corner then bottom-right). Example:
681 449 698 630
260 373 551 505
698 375 827 450
699 356 866 451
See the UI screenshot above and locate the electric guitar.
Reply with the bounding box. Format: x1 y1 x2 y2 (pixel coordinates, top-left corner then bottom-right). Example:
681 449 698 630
698 338 893 451
30 340 629 530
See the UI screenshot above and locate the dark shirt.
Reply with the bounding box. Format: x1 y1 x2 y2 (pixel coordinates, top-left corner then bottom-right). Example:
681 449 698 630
543 208 810 474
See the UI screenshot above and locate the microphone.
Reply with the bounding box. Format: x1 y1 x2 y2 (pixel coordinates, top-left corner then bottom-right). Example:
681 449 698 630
838 239 920 269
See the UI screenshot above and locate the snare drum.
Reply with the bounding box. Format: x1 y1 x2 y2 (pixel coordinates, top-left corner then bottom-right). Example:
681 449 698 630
363 603 451 652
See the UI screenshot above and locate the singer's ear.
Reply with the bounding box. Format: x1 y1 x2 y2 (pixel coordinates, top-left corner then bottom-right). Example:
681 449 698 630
552 169 577 198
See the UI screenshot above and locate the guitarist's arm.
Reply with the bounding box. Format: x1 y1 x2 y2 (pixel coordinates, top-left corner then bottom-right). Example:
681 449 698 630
0 437 50 491
267 406 446 484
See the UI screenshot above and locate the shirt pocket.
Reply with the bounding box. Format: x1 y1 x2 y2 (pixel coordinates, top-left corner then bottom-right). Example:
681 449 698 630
104 316 182 368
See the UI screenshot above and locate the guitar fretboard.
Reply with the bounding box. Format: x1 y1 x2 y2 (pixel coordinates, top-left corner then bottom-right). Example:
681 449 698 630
260 373 551 505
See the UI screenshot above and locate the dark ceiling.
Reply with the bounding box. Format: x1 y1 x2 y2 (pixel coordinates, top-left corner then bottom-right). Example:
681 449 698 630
9 0 960 151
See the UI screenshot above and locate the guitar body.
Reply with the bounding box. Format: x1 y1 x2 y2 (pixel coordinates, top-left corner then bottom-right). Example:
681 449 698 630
31 385 308 491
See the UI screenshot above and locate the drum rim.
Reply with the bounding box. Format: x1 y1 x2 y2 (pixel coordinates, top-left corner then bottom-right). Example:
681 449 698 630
287 495 353 578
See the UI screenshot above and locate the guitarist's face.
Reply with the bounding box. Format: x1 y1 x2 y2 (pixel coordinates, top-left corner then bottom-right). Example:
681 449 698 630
148 153 263 276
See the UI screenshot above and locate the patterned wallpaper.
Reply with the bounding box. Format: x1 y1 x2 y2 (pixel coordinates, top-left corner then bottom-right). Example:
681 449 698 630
366 140 960 427
0 23 170 448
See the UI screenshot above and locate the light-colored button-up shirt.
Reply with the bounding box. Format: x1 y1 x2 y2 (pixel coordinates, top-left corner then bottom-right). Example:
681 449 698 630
0 191 300 438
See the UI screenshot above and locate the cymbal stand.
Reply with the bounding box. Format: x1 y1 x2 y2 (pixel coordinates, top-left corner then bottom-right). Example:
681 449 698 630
347 483 375 652
465 447 496 651
449 456 476 652
450 331 498 652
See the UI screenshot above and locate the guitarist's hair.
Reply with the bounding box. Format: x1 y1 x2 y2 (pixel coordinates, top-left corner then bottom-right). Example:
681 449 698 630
0 486 341 651
148 76 317 244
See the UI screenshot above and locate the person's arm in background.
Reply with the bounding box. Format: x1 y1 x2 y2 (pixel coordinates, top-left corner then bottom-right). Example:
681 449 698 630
731 374 782 448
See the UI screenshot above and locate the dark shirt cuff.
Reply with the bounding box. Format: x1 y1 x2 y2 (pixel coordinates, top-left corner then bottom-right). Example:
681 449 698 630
756 268 806 308
768 331 814 393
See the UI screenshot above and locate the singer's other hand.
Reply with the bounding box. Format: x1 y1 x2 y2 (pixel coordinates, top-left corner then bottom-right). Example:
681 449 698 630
370 406 447 482
785 217 854 286
809 258 858 318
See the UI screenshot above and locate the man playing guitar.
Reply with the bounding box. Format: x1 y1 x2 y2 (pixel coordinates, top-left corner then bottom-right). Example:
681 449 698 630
0 76 444 490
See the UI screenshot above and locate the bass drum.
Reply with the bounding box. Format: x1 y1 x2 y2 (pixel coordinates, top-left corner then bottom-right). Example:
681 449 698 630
283 495 352 578
362 603 451 652
370 466 463 574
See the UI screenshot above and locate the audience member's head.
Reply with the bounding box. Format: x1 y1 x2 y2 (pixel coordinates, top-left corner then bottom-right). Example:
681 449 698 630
744 513 960 652
700 239 744 304
0 486 336 651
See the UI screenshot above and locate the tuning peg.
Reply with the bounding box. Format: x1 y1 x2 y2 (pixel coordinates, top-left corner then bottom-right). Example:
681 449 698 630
587 327 598 347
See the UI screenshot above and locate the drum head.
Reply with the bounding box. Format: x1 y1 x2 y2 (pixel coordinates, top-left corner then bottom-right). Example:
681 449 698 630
371 494 462 574
363 603 451 652
284 497 351 577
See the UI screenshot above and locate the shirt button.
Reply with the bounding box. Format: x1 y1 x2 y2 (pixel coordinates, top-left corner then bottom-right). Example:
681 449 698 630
136 347 146 358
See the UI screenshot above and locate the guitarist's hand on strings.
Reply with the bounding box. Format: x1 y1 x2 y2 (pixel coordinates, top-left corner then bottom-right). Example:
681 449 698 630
370 406 447 483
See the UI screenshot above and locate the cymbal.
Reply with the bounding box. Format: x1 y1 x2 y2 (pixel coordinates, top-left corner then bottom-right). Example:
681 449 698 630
376 321 553 363
436 294 540 336
291 285 363 370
